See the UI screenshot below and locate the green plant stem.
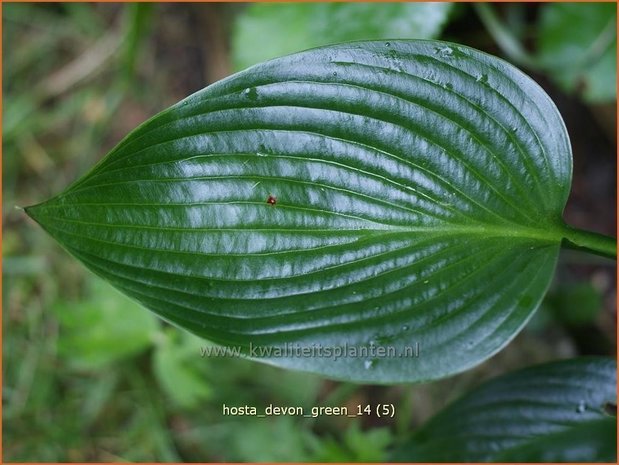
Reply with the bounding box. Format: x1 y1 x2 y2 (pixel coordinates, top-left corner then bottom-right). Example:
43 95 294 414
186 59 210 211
561 225 617 259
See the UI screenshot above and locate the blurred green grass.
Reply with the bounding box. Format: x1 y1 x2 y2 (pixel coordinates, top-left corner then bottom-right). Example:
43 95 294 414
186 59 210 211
3 3 615 462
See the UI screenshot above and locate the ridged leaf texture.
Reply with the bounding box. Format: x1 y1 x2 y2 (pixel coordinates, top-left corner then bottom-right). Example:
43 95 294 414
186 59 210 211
27 40 574 383
393 357 617 462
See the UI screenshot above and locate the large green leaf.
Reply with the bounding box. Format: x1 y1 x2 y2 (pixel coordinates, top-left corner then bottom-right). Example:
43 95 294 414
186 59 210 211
392 357 617 462
537 3 617 103
26 40 610 383
232 3 454 70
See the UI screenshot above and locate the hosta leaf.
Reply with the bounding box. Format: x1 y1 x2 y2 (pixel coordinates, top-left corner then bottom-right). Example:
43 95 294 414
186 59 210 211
495 418 616 463
27 40 578 383
392 357 617 462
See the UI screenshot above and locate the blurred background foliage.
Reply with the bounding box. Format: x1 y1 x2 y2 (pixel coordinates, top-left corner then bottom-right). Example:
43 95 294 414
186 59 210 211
3 2 616 461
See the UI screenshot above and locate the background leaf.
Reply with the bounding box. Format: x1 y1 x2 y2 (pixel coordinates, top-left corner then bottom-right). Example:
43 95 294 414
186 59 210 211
537 2 617 103
232 3 454 70
313 422 393 462
227 416 317 462
392 357 617 462
53 278 158 369
152 329 212 409
27 40 575 383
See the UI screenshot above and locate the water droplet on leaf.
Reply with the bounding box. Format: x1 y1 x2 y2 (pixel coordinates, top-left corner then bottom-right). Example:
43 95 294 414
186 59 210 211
243 87 258 101
476 74 489 84
435 46 453 58
576 400 587 413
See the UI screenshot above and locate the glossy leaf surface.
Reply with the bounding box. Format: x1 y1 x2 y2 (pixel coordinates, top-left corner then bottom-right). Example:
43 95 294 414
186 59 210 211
27 40 573 383
393 357 617 462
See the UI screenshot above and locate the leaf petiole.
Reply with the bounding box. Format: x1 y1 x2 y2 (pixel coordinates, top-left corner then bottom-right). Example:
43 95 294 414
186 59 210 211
561 225 617 260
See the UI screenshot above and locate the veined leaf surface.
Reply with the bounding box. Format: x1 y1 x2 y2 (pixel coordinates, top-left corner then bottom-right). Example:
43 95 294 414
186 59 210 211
393 357 617 462
27 40 576 383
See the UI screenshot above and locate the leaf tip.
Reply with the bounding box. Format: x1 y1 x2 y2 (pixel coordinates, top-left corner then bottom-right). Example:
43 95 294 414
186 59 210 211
22 202 44 225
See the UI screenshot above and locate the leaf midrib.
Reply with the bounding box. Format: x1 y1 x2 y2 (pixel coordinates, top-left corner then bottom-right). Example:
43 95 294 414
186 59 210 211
31 205 565 245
